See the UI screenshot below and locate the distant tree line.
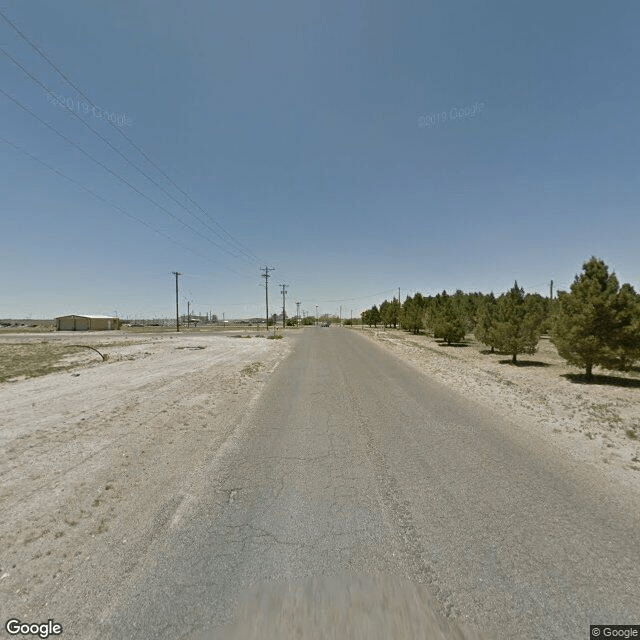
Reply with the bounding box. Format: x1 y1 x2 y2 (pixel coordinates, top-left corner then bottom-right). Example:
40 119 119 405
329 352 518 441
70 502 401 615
360 257 640 381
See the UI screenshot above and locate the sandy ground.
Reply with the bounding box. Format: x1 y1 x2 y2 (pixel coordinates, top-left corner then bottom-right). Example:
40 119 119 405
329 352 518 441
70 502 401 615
359 327 640 491
0 331 290 632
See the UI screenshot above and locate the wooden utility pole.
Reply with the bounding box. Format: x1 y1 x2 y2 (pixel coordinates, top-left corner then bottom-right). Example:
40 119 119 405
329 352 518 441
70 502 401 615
279 284 288 329
550 280 553 300
260 266 275 332
296 301 301 325
172 271 181 332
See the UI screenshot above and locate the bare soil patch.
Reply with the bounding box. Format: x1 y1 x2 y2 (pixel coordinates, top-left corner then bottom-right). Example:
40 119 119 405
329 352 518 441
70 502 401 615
0 331 291 635
360 328 640 490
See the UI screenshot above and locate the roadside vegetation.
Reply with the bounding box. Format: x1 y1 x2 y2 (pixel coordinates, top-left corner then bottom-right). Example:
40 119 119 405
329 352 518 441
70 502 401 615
241 362 265 376
360 257 640 382
0 342 98 382
0 340 143 383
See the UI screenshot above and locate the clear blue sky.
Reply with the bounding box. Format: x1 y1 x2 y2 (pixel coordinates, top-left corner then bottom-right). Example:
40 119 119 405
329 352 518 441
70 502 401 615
2 0 639 319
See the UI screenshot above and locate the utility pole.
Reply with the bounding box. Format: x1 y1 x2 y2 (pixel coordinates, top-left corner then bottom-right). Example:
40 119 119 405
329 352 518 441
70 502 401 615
172 271 181 332
187 301 191 328
350 309 353 328
296 301 301 325
339 305 342 326
316 305 319 326
260 266 275 332
550 280 553 300
279 284 288 329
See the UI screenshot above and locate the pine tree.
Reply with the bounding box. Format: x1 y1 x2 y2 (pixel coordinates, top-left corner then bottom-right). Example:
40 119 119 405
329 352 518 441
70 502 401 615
429 291 466 344
379 299 400 328
401 295 425 334
462 291 483 333
494 282 543 363
370 305 381 328
379 300 390 328
551 257 640 380
474 292 499 352
615 283 640 370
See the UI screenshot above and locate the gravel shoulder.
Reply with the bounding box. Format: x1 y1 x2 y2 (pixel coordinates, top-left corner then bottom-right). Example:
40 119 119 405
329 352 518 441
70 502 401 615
358 327 640 490
0 331 291 635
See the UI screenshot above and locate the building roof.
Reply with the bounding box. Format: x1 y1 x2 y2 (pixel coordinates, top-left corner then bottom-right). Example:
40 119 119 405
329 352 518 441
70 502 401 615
55 314 118 319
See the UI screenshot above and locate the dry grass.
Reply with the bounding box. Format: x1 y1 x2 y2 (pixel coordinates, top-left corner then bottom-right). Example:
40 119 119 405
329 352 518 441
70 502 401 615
241 361 265 376
0 325 55 334
0 342 100 382
125 324 266 333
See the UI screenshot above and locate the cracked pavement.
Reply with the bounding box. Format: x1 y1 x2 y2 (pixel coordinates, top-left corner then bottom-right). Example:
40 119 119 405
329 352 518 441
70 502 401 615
91 328 639 639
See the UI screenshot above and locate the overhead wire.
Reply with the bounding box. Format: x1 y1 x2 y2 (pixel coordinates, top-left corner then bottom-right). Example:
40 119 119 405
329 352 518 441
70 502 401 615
0 135 243 274
0 7 262 264
0 88 258 279
0 45 257 268
312 288 400 303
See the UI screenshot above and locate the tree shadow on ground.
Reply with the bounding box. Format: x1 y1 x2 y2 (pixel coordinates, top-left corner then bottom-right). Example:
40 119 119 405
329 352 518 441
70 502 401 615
498 359 550 367
435 340 469 347
479 349 510 356
561 373 640 388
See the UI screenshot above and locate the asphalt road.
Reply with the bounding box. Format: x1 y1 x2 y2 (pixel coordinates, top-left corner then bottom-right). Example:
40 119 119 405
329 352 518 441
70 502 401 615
95 327 640 639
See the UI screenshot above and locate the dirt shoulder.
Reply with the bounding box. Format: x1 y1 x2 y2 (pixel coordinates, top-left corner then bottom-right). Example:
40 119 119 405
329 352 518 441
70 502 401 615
358 328 640 491
0 331 291 636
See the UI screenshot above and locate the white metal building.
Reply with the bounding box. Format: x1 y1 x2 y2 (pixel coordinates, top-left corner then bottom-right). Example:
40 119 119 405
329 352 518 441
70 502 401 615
55 315 120 331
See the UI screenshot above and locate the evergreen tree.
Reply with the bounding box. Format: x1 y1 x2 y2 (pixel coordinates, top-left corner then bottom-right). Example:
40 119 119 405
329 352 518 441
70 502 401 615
615 283 640 369
525 293 551 334
494 282 543 363
474 292 499 352
401 295 425 334
551 257 640 380
370 305 381 328
379 300 390 327
381 297 400 328
462 292 483 333
429 291 466 344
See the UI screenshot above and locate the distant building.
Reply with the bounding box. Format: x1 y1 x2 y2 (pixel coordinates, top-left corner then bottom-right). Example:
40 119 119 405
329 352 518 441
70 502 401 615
55 315 121 331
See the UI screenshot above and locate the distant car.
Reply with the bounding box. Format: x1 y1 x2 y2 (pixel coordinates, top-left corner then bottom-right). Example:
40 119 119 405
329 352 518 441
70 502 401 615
321 321 331 327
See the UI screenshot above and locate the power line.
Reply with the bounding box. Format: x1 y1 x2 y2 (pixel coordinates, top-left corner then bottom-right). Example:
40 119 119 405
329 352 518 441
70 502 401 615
310 288 399 303
0 7 262 265
0 136 226 268
0 88 252 278
0 46 257 268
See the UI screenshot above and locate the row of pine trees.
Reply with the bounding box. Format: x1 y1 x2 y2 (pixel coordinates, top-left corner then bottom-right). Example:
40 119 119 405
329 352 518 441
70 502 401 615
360 257 640 381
